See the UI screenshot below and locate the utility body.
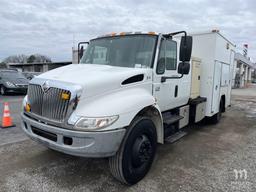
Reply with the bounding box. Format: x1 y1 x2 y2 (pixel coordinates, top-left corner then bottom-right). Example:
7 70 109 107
21 30 235 184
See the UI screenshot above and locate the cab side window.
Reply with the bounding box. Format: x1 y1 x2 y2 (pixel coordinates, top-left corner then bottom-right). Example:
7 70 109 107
156 39 166 74
157 39 177 74
165 40 177 70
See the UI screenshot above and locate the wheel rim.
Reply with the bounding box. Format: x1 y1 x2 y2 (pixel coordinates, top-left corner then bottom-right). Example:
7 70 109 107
131 134 153 168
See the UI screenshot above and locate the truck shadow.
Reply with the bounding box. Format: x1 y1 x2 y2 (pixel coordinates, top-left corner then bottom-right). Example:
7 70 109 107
17 148 130 191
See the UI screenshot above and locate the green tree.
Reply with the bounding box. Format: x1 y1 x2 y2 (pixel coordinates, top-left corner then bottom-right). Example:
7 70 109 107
27 55 36 63
0 62 7 69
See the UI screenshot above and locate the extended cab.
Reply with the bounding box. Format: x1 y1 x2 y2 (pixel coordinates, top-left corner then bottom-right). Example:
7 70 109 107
21 30 235 184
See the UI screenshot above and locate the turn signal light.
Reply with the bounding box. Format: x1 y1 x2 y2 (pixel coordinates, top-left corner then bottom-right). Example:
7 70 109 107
61 93 70 100
25 103 31 112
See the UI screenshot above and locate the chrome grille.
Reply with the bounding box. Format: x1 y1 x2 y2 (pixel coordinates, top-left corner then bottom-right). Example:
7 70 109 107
27 84 71 122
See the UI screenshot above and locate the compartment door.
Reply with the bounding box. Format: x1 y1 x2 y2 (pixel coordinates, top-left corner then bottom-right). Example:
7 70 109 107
227 50 235 105
190 58 201 99
211 61 221 113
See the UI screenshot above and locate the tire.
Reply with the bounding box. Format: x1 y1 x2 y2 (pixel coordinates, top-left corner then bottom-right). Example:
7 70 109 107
209 100 223 124
109 116 157 185
0 85 6 95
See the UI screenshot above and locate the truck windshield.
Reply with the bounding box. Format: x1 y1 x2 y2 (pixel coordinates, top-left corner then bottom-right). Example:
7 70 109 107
80 35 157 68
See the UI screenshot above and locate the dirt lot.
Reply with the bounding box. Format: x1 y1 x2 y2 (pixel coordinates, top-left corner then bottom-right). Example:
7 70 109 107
0 86 256 192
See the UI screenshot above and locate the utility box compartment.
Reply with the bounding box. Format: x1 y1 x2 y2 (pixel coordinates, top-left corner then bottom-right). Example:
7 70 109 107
195 102 206 122
190 57 201 99
179 105 190 129
189 97 207 123
190 31 235 117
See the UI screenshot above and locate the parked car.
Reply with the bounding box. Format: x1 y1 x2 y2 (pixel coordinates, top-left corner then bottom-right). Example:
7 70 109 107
0 69 29 95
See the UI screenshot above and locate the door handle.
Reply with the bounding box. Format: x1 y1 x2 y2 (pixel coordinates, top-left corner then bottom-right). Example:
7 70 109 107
174 85 178 97
161 75 183 82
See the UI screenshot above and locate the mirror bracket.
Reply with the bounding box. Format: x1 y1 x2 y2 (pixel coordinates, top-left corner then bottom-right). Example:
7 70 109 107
162 31 192 63
163 31 187 39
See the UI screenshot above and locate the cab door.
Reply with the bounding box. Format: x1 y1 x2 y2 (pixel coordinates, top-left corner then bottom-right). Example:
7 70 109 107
153 38 181 112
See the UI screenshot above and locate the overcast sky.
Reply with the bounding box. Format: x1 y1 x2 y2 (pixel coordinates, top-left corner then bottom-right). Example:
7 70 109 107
0 0 255 62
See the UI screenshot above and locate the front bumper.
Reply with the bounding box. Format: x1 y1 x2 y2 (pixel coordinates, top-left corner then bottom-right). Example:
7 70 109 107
21 113 126 157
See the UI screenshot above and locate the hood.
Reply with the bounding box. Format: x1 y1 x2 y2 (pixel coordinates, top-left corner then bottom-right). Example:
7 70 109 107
33 64 152 99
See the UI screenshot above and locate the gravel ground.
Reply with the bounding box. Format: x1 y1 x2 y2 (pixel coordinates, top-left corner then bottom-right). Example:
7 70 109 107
0 86 256 192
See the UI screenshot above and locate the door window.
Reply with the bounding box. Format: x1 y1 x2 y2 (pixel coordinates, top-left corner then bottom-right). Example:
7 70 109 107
157 39 177 74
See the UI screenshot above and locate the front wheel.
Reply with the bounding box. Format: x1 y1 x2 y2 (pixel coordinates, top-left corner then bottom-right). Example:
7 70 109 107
109 116 157 185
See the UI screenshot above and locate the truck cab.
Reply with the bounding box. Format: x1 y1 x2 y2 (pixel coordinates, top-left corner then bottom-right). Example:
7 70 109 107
21 31 233 184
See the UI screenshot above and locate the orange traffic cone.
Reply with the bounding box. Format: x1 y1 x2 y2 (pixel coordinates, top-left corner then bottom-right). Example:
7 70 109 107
1 102 15 128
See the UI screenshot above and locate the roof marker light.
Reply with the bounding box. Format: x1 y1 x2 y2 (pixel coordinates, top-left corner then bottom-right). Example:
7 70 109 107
148 32 156 35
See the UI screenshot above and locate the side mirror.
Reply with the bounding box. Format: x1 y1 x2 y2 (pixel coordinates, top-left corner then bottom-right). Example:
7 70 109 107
156 58 165 74
78 42 89 63
178 62 190 75
179 36 192 62
79 46 84 60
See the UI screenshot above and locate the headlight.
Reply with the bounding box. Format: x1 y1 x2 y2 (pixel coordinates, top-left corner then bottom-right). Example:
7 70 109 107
74 115 119 130
6 81 16 87
22 95 31 112
22 95 28 107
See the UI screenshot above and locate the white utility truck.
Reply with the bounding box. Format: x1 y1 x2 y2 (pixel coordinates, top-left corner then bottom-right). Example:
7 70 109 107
21 30 235 185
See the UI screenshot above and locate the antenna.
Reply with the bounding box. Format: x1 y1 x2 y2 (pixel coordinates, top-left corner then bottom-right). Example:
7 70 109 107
72 33 75 48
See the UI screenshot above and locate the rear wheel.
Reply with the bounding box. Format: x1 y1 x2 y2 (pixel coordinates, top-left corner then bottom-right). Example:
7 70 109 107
209 100 223 124
109 116 157 185
0 85 6 95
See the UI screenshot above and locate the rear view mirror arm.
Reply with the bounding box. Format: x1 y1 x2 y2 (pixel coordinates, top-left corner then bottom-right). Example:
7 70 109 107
163 31 187 40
